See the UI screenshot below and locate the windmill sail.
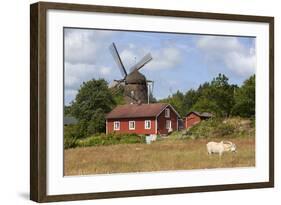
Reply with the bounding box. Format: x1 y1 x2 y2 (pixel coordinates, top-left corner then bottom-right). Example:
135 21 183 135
109 43 127 78
129 53 152 73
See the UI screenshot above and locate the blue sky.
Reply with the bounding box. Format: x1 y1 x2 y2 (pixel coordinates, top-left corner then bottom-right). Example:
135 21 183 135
64 28 256 105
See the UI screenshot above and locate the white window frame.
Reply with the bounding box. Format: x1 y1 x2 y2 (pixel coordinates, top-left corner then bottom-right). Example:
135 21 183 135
129 121 135 130
166 120 172 130
145 120 151 130
165 108 170 118
113 121 120 131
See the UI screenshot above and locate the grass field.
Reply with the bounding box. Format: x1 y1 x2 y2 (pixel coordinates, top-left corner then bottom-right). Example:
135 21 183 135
64 137 255 176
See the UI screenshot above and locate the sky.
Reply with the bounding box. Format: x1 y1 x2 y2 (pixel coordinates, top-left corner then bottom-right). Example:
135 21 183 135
64 28 256 105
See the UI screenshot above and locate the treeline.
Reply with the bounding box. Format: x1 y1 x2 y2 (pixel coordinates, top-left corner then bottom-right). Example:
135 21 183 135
159 73 255 118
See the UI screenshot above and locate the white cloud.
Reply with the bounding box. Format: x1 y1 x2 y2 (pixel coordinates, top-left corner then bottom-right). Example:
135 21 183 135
149 47 182 70
100 66 111 75
119 44 182 72
64 29 113 65
197 36 256 77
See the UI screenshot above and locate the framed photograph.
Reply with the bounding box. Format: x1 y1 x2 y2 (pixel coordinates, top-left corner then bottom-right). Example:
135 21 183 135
30 1 274 202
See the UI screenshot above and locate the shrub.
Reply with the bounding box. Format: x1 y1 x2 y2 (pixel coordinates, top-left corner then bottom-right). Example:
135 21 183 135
188 118 235 138
76 133 146 147
64 125 80 149
64 136 78 149
215 123 235 137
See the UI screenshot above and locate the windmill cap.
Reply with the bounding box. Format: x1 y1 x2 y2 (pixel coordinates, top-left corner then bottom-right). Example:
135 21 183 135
126 70 146 84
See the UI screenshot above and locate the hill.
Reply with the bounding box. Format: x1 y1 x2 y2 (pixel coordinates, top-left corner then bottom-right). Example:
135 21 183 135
169 117 255 140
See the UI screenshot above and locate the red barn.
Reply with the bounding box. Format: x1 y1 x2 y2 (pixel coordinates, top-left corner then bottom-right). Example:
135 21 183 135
106 103 180 135
184 111 212 129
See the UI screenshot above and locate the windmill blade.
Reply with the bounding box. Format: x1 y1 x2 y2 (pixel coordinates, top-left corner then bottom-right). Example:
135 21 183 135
109 43 127 77
129 53 152 73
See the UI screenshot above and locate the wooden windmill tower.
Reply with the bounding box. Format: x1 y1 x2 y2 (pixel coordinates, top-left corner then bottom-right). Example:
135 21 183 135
109 42 153 104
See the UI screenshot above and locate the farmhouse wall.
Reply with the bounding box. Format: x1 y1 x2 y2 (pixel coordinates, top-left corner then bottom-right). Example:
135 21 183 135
107 117 156 135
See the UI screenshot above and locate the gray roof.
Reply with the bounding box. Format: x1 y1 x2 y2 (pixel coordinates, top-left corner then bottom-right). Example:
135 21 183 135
64 116 78 125
186 111 213 118
200 112 213 118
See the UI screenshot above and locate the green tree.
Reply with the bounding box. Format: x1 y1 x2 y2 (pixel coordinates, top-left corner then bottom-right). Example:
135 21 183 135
231 75 255 117
192 73 235 117
64 105 72 116
87 108 107 135
71 79 116 135
183 89 200 114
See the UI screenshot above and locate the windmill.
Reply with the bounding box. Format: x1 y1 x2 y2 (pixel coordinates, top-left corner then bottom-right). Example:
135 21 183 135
109 42 153 104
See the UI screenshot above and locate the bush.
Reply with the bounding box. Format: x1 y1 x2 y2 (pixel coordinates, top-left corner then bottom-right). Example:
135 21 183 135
64 136 78 149
188 118 235 139
188 119 216 138
215 123 235 137
64 125 80 149
76 133 146 147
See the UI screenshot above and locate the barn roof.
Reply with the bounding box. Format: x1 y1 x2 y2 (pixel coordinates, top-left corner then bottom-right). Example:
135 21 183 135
186 111 213 118
106 103 180 119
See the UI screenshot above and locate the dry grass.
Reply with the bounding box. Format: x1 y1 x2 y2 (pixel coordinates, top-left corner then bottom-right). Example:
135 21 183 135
64 137 255 176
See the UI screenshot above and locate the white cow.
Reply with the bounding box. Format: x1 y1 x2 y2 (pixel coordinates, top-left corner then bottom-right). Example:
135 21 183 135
206 141 236 156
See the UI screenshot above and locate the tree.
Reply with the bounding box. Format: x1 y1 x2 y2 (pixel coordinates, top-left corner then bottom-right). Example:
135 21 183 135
231 75 255 117
157 73 253 118
70 79 116 135
64 105 72 116
87 108 107 135
191 73 235 117
183 89 200 113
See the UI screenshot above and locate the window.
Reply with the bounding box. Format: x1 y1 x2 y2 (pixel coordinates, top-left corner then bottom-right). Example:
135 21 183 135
165 108 170 118
113 121 120 130
166 120 171 130
129 121 135 130
145 120 151 129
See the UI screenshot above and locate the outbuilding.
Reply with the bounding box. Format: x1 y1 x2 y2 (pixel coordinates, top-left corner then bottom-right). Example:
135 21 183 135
106 103 180 135
184 111 213 129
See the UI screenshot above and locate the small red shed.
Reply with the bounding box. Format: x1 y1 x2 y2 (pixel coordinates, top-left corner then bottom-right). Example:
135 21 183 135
184 111 212 129
106 103 180 135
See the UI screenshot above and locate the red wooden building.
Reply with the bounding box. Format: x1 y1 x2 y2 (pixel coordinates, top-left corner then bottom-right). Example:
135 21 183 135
106 103 180 135
184 111 212 129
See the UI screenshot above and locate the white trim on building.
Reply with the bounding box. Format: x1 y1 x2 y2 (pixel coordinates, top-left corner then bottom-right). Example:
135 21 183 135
129 121 136 130
144 120 151 129
113 121 120 131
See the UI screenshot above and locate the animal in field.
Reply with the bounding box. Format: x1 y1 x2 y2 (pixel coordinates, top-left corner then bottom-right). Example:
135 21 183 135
206 141 237 157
